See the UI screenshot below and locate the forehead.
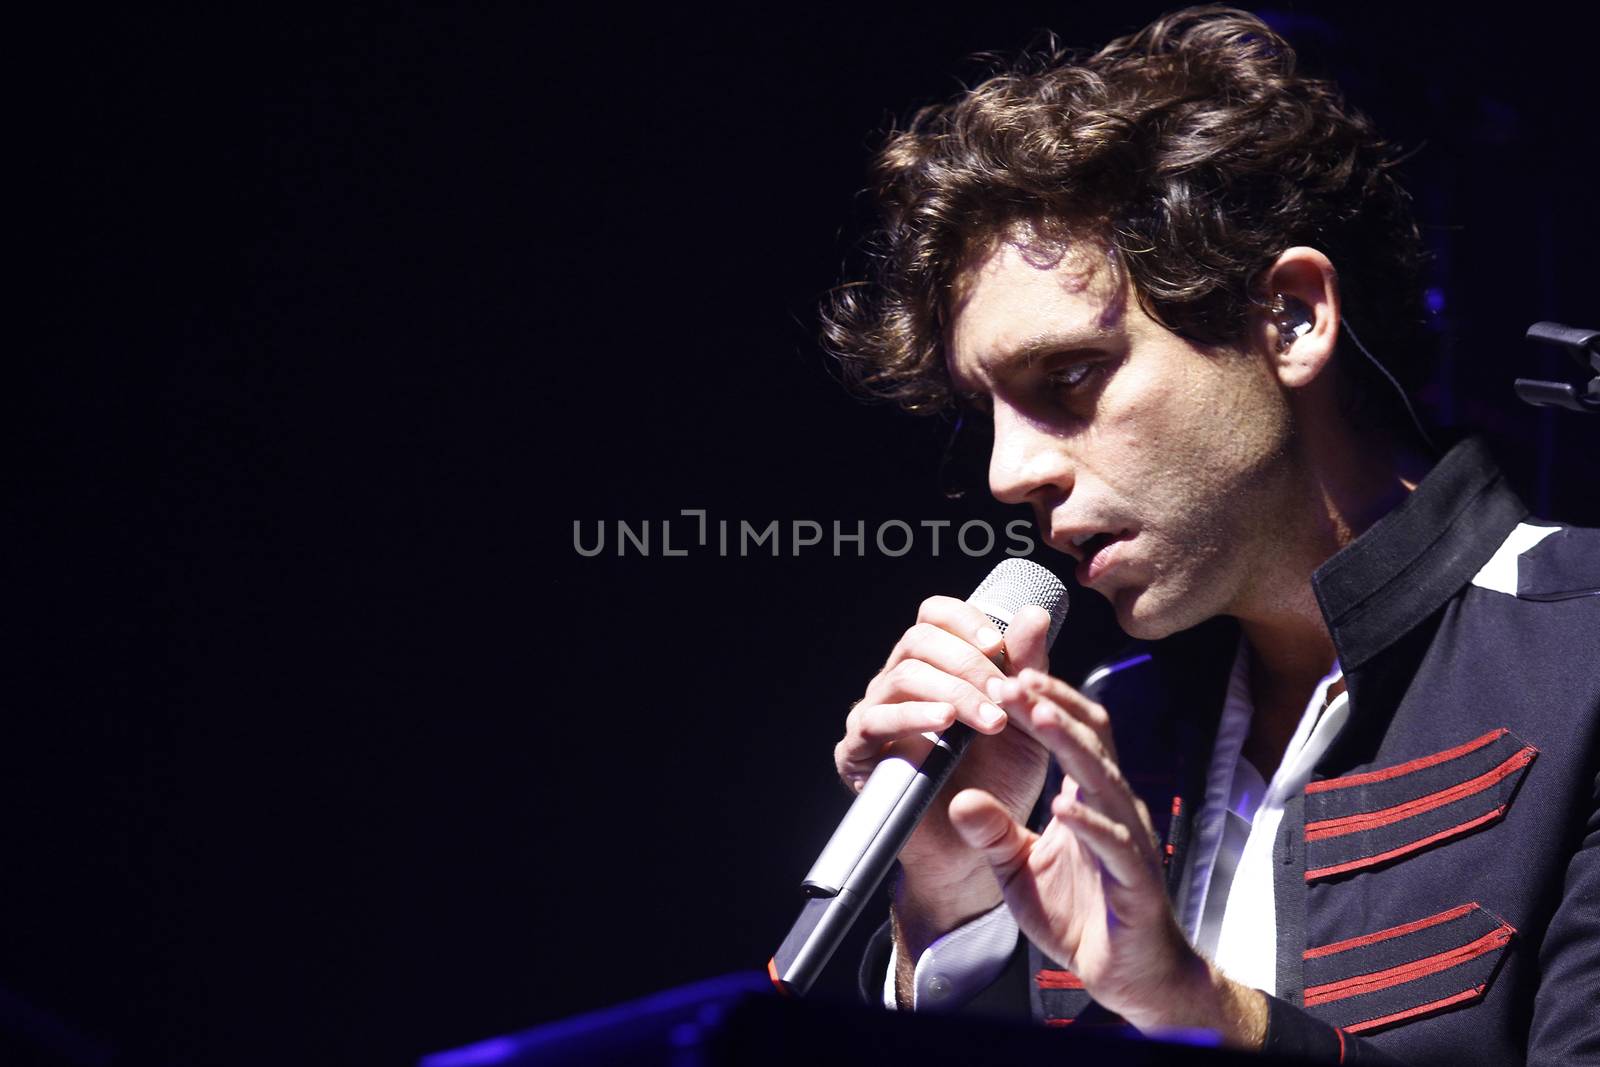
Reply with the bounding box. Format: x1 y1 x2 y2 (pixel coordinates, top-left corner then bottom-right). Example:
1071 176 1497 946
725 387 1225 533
946 235 1129 385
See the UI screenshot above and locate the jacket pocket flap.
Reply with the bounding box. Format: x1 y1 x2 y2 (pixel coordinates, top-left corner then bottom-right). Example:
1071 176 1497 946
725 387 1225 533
1303 902 1515 1034
1303 728 1537 881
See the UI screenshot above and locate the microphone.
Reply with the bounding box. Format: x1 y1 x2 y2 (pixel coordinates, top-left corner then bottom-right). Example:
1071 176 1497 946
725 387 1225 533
768 558 1069 997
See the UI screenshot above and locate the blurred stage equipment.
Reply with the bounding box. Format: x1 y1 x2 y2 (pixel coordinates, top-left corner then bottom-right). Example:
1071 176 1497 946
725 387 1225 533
417 971 1310 1066
1515 321 1600 413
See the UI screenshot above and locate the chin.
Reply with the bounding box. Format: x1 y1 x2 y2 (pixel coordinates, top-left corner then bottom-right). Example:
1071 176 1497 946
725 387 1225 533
1109 586 1204 642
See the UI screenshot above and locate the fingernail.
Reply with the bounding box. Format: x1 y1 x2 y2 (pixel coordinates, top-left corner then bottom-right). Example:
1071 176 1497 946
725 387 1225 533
979 702 1006 727
1021 668 1046 689
985 676 1009 701
976 626 1003 650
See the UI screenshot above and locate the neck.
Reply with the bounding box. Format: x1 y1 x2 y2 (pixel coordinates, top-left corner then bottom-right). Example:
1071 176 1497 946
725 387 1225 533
1242 402 1429 667
1233 414 1430 774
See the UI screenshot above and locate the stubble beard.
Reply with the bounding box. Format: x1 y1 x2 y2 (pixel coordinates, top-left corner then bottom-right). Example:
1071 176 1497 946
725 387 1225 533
1112 439 1300 642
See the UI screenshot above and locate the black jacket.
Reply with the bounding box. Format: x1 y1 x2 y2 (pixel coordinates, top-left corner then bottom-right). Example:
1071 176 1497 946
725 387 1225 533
864 437 1600 1065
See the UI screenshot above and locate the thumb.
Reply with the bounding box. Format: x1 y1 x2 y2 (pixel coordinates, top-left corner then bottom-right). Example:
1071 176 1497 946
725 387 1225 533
1003 604 1052 677
948 788 1036 889
950 788 1066 970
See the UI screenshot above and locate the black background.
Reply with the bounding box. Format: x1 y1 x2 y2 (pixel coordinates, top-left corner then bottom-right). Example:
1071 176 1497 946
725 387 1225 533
12 4 1598 1065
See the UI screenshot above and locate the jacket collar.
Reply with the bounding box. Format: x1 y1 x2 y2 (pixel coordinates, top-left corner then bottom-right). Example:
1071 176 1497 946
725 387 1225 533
1312 436 1528 673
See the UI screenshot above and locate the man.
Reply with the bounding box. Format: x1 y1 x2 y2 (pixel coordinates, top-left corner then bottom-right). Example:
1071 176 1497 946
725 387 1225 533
824 7 1599 1064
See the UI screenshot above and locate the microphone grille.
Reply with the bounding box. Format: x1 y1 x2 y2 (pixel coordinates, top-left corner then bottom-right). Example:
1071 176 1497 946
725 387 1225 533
968 558 1069 650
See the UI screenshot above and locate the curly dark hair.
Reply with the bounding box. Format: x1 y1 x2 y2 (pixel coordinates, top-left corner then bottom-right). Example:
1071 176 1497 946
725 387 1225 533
822 5 1432 434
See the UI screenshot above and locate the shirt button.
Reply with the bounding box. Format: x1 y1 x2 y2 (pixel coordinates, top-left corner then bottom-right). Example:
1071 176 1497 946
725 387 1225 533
926 975 951 1001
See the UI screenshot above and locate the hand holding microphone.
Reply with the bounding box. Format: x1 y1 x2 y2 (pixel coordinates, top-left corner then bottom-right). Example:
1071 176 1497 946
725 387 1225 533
770 559 1068 996
770 559 1259 1041
835 596 1055 941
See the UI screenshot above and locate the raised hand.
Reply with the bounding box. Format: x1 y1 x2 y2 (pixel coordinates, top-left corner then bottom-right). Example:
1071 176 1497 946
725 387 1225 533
948 669 1267 1046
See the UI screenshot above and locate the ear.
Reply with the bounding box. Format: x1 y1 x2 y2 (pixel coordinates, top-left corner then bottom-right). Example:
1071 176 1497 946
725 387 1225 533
1258 247 1340 389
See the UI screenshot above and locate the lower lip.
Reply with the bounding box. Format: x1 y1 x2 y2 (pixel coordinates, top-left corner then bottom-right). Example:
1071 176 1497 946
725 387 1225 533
1075 534 1131 585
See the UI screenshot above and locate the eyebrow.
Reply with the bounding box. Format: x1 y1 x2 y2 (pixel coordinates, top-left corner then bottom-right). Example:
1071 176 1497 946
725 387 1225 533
955 329 1118 395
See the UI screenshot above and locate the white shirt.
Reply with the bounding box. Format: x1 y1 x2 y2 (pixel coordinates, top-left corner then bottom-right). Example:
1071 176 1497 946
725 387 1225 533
1188 639 1348 993
885 639 1348 1009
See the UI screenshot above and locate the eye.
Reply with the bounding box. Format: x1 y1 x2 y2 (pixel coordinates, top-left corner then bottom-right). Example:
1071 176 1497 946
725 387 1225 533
1047 360 1101 395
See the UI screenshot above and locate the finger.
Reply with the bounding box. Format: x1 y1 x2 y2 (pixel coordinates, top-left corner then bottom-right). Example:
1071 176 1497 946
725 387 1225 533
979 675 1049 748
881 622 1008 700
1052 796 1163 909
951 790 1070 961
836 732 936 792
1015 667 1117 762
947 788 1038 890
889 591 998 675
864 658 1008 736
901 596 1008 665
1133 796 1154 839
842 701 957 757
1029 697 1148 838
1028 695 1114 794
999 604 1053 677
836 700 953 784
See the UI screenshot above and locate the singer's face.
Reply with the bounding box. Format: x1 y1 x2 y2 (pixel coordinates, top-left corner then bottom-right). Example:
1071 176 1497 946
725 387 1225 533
946 233 1297 639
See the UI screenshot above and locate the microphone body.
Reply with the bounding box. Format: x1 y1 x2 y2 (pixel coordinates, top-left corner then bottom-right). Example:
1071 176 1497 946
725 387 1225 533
769 559 1068 997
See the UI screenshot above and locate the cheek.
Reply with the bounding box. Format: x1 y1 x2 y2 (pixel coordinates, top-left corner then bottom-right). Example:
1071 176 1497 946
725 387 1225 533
1093 384 1216 500
1081 353 1290 534
1158 363 1288 492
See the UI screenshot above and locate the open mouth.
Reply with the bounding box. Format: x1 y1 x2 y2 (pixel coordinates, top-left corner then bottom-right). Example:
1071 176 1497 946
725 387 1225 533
1068 529 1128 560
1077 531 1120 559
1068 529 1133 584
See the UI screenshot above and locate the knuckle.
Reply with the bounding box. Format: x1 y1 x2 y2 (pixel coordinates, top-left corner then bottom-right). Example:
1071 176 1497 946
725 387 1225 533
902 622 940 658
904 660 959 703
955 680 990 714
836 732 882 774
955 640 993 675
884 658 921 689
863 664 899 702
833 740 856 775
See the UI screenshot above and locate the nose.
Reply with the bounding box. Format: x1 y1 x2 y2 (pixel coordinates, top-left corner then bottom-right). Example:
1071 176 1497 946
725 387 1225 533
987 402 1074 507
